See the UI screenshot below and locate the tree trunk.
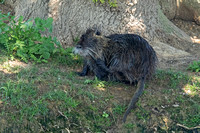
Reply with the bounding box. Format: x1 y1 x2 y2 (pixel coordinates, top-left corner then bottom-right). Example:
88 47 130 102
159 0 200 25
5 0 198 69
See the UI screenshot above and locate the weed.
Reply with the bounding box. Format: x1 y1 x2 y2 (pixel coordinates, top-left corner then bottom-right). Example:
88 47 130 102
124 123 136 129
135 107 150 122
0 12 61 63
92 0 117 7
168 102 200 128
188 60 200 72
171 72 186 88
176 95 185 103
84 79 94 84
44 90 79 108
93 114 113 131
113 104 126 115
78 89 97 101
183 76 200 96
73 36 80 44
84 77 106 89
0 0 5 4
52 47 83 66
155 70 188 89
94 77 106 88
102 111 109 118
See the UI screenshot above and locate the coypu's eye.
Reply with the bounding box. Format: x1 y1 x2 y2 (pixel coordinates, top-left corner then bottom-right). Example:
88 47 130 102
81 35 85 41
76 45 82 49
95 31 101 36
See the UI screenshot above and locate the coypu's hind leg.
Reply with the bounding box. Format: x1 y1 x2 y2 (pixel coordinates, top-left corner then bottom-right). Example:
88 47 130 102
94 58 109 81
95 59 138 84
116 72 138 85
123 76 146 122
77 60 90 76
95 58 110 73
121 80 138 86
95 67 109 81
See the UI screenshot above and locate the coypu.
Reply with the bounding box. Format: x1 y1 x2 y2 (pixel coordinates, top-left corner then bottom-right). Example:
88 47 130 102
73 28 158 122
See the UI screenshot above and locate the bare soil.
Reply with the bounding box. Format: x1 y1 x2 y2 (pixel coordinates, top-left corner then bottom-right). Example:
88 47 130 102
172 19 200 40
172 19 200 56
0 3 14 15
159 19 200 71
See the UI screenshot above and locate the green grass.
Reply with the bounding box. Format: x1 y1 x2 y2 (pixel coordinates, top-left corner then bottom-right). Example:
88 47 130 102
0 50 199 132
155 69 189 89
188 60 200 72
0 0 5 4
0 49 116 132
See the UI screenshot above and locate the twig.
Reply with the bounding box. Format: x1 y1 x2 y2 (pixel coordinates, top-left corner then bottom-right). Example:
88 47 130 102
58 110 69 120
65 128 70 133
58 110 79 127
177 123 200 131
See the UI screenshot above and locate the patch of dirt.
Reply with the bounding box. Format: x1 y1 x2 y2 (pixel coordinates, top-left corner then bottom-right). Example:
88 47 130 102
0 3 14 15
0 60 30 74
171 19 200 57
155 19 200 70
172 19 200 40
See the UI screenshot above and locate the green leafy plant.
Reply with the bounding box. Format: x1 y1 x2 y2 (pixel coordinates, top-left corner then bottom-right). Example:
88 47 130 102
188 60 200 72
124 123 136 129
84 77 106 88
113 104 126 115
92 0 117 7
102 111 109 118
53 47 83 66
108 0 117 7
0 0 5 4
0 12 61 63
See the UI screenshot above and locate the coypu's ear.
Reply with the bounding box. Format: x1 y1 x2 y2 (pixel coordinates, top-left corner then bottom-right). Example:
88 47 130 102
94 29 101 36
85 29 94 35
92 24 101 36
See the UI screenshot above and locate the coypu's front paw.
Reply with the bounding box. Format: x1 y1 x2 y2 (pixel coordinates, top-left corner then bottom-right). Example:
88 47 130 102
76 72 87 76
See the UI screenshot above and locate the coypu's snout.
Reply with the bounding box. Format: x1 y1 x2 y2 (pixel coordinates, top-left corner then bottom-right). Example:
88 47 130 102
76 45 82 49
73 45 90 57
72 45 82 55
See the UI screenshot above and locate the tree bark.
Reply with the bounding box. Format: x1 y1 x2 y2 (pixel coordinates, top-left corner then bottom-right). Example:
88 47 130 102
159 0 200 25
158 0 177 20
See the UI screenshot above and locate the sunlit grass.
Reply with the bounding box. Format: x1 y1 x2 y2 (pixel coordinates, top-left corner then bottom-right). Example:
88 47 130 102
182 76 200 96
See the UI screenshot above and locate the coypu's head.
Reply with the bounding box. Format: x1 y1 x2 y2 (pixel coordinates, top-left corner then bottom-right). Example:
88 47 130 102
73 29 104 59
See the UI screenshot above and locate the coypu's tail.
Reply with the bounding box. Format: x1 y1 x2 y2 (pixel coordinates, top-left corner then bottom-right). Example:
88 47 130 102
122 77 146 123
